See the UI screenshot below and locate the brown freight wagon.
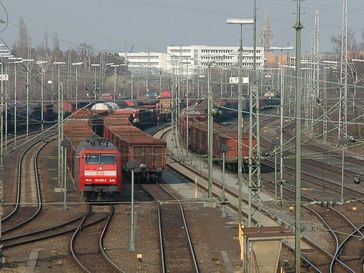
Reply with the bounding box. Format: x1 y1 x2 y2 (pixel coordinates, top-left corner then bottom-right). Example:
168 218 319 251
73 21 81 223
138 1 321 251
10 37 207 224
179 111 254 169
104 124 167 183
64 119 96 188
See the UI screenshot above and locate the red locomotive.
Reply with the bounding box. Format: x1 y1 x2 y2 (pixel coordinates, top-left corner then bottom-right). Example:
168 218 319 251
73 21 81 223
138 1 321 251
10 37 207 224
103 110 167 183
64 109 122 198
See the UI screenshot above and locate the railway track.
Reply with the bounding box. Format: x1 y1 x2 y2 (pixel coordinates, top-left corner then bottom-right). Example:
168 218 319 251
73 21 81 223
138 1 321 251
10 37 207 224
141 184 200 273
155 125 344 272
70 205 125 273
261 163 364 272
259 116 364 272
1 128 55 218
1 208 88 248
1 137 51 234
282 122 364 184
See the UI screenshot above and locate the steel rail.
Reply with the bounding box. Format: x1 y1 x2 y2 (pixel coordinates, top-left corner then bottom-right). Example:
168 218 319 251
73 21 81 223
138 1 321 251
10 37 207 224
2 138 54 233
70 206 120 273
99 206 127 273
160 184 200 273
263 177 356 272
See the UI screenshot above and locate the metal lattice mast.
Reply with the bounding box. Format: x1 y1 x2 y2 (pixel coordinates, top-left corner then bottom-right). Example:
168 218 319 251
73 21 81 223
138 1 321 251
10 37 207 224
55 62 65 189
323 67 328 142
0 62 3 168
309 35 314 130
313 11 320 135
248 0 261 226
304 70 309 128
207 63 213 198
294 0 303 272
339 0 348 140
314 11 320 99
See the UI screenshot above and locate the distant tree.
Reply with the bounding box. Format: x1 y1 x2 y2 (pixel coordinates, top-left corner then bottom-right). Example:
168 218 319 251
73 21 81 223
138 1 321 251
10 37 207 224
16 17 29 57
52 32 63 61
331 28 359 53
359 31 364 50
36 31 51 62
79 42 93 72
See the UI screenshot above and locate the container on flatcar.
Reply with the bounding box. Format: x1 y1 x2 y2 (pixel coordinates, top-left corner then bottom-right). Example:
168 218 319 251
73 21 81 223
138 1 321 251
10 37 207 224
91 102 119 114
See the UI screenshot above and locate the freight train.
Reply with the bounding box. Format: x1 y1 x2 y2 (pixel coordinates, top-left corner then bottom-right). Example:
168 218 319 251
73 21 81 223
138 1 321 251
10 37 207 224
6 101 55 131
209 94 280 122
178 108 255 170
63 109 122 199
103 109 167 183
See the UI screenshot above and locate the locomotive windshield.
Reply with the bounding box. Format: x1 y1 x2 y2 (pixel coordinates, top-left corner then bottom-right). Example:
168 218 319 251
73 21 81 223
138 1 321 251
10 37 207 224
86 154 116 164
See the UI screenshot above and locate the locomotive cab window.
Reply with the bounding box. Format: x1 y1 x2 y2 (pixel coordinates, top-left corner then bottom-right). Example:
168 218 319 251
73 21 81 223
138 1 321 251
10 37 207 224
86 154 116 164
101 155 116 164
86 155 99 164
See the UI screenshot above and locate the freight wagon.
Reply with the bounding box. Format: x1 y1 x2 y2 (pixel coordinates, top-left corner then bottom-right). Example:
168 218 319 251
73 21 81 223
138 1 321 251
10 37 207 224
64 109 122 199
179 109 255 170
197 95 280 122
104 111 167 183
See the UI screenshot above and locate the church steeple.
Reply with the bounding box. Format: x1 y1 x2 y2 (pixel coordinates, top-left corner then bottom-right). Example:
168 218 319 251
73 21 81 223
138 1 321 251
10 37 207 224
259 10 272 51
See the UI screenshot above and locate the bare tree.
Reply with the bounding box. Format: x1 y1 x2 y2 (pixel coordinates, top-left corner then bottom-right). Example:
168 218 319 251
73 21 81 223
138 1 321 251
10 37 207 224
330 28 358 53
16 17 29 57
359 31 364 49
79 42 93 72
52 32 63 61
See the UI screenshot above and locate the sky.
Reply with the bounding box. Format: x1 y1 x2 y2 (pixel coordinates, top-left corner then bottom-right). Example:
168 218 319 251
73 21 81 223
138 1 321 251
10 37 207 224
1 0 364 55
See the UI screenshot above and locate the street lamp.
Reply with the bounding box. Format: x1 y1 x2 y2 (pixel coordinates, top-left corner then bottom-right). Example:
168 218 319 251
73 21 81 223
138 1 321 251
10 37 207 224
226 17 254 226
91 63 100 101
126 159 140 252
71 62 83 109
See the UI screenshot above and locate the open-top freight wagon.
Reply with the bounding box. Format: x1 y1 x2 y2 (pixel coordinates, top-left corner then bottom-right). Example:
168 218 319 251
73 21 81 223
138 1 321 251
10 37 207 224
64 109 122 199
103 110 167 183
179 109 255 170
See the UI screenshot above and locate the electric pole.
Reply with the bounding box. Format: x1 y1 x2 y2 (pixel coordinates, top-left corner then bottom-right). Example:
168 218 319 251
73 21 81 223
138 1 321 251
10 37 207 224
294 0 303 272
248 0 262 226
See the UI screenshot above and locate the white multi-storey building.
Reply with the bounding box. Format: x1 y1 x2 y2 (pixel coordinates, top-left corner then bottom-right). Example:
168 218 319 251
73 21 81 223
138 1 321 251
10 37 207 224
118 52 169 71
119 45 264 75
168 45 264 66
